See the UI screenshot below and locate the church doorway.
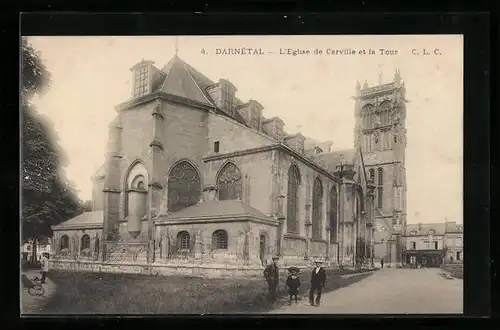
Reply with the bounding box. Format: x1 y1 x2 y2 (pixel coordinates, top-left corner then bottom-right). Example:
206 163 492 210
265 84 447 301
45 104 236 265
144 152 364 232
259 234 266 266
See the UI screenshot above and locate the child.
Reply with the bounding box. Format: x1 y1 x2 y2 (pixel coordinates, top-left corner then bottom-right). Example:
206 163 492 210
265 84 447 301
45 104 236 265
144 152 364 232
286 267 301 305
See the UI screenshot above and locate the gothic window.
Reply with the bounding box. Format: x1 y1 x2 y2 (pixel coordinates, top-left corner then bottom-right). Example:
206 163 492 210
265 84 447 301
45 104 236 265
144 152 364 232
329 186 338 242
177 231 191 250
80 234 90 251
212 230 228 250
134 66 148 98
369 169 375 182
286 165 300 233
168 161 202 213
124 161 148 218
362 104 374 128
312 177 323 239
217 162 243 201
60 235 69 250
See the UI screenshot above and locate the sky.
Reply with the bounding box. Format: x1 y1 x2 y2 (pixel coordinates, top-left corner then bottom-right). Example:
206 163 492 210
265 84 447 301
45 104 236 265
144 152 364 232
27 35 463 224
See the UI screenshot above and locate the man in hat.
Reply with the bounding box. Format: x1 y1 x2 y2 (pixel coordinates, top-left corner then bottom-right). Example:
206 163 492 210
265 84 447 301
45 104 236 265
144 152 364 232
309 259 326 306
263 255 280 302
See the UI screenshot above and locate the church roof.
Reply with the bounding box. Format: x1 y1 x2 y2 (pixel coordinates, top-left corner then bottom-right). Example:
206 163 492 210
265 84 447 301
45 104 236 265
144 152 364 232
52 211 104 230
317 148 357 172
158 55 214 105
405 222 455 236
160 199 270 221
157 55 249 126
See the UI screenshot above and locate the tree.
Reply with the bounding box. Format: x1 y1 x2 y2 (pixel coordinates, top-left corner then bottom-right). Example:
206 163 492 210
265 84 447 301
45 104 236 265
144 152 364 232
21 38 83 262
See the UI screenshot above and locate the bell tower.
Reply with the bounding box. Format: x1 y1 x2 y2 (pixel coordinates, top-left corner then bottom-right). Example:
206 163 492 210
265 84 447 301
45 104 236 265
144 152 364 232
354 69 408 229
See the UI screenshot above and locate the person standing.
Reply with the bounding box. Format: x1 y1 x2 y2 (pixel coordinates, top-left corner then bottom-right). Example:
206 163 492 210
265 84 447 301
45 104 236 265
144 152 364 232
309 259 326 307
380 258 384 269
40 253 49 284
285 267 301 305
263 255 280 302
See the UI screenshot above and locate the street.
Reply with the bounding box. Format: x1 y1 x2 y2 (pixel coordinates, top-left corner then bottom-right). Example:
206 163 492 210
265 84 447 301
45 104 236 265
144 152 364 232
270 267 463 314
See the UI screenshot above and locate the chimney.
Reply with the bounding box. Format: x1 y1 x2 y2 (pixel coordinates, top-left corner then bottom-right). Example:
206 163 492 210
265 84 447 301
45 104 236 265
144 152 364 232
262 117 285 140
236 99 264 130
284 133 305 154
206 79 237 115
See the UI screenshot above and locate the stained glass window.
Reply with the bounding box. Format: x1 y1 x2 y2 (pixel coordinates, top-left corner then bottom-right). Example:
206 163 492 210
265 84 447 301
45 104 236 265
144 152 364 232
168 161 201 213
177 231 190 250
212 230 228 249
80 234 90 251
329 186 338 242
134 67 148 98
286 166 300 233
217 162 242 201
312 177 323 239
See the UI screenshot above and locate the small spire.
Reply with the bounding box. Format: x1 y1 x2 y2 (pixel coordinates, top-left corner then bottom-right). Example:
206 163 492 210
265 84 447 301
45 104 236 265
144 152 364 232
394 68 401 84
174 36 179 56
356 80 361 90
378 71 383 85
363 80 368 89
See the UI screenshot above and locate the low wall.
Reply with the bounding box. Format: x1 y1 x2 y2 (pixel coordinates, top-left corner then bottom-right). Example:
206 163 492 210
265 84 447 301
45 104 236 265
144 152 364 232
49 259 265 278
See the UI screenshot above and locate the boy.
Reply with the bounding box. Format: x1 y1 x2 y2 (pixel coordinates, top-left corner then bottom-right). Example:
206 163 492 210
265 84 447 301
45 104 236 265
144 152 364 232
286 267 301 305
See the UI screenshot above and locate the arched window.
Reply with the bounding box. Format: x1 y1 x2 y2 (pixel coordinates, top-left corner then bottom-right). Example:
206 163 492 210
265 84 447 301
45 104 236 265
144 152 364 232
312 177 323 239
377 168 384 209
124 161 148 218
212 230 228 250
286 165 300 233
60 235 69 250
329 186 338 242
80 234 91 251
177 231 190 250
217 162 242 201
168 161 202 213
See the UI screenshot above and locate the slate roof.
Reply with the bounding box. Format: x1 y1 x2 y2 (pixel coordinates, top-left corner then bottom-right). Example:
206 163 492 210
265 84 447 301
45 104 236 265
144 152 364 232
52 211 104 230
160 199 270 220
406 223 447 236
317 148 357 173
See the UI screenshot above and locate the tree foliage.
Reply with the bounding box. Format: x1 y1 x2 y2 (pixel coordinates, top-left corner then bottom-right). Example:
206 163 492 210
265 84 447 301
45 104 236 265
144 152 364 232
21 38 83 250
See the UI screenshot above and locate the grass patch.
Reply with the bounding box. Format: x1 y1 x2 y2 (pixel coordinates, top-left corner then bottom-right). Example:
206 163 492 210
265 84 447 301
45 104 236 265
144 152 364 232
42 268 375 314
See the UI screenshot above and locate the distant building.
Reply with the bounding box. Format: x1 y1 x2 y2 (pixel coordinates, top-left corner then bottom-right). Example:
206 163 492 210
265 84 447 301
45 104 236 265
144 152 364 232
403 221 463 267
21 238 51 261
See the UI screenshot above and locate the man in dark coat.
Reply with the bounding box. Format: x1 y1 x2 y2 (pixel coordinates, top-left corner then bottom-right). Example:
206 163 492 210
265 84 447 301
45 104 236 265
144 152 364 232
263 255 280 302
309 259 326 306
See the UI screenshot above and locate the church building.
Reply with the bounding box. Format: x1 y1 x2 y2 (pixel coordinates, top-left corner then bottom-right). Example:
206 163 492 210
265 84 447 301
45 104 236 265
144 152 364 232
50 54 407 277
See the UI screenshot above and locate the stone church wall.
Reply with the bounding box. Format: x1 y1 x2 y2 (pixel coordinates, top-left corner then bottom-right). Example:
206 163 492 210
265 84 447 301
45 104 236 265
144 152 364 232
52 228 102 261
153 220 277 267
207 113 275 155
204 151 274 216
